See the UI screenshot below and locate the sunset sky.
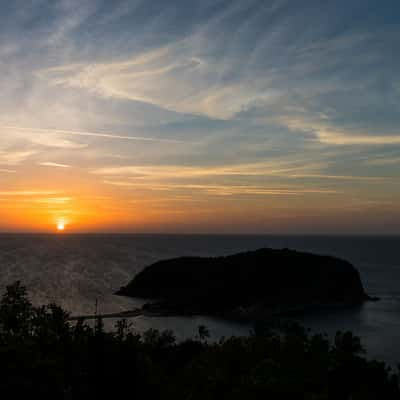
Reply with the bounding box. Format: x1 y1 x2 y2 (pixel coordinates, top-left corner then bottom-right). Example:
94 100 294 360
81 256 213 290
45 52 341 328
1 0 399 233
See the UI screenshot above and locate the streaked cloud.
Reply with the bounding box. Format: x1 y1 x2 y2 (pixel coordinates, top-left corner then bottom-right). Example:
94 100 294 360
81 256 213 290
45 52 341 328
92 159 325 178
0 191 61 196
103 180 339 197
316 131 400 146
0 127 87 149
0 168 16 173
3 125 189 144
39 45 272 120
93 161 387 182
367 157 400 166
0 150 36 165
39 162 72 168
32 197 73 204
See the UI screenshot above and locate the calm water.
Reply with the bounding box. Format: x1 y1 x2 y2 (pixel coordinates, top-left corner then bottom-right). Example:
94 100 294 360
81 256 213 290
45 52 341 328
0 234 399 365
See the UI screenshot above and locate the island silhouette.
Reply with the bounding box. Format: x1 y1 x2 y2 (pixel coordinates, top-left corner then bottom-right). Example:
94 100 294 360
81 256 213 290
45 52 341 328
117 248 374 320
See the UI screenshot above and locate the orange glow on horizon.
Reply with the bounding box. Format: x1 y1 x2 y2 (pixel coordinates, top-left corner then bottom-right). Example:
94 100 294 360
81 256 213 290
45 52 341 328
1 167 399 234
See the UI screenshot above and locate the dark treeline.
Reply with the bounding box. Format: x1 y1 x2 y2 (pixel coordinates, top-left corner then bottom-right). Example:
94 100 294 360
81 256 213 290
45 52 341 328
0 281 398 399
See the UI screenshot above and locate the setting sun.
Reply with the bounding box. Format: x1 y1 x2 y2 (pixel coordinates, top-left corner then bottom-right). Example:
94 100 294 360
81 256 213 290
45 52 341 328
57 222 65 231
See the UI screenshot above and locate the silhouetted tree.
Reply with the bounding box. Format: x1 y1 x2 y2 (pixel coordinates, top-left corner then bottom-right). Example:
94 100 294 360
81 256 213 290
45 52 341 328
0 281 33 337
197 324 210 341
0 281 398 399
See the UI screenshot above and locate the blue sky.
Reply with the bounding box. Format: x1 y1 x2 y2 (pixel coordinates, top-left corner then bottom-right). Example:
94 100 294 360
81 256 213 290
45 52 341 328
0 0 399 233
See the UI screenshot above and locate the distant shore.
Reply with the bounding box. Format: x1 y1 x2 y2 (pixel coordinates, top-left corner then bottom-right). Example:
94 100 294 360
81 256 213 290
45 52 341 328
68 308 163 321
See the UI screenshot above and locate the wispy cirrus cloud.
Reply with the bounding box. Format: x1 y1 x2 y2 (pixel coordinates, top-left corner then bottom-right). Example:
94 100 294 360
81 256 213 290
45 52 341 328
316 131 400 146
366 157 400 166
0 191 61 196
0 150 37 166
92 159 325 178
103 180 339 196
32 197 73 204
93 160 387 182
0 126 87 149
38 39 275 120
282 117 400 146
39 162 72 168
2 125 189 144
37 26 400 151
0 168 16 173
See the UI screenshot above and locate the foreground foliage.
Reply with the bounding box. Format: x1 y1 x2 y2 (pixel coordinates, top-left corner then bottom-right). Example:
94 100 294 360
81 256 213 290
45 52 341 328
0 282 398 399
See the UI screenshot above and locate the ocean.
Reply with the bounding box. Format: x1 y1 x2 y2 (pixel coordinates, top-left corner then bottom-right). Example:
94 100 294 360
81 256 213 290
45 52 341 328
0 234 399 365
